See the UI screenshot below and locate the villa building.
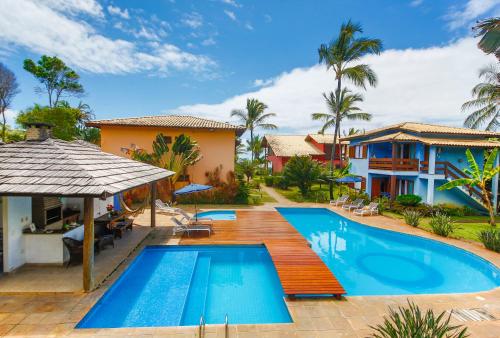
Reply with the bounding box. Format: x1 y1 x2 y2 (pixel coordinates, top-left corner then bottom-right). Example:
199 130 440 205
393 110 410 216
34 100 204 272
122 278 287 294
343 122 500 213
87 115 245 184
262 134 348 173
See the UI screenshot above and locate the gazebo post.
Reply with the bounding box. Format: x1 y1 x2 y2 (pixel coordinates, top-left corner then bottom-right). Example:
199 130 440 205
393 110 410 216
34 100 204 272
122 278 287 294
83 196 94 292
150 182 157 228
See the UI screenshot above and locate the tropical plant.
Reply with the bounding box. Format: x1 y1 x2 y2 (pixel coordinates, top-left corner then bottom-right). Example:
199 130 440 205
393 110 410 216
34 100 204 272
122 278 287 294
231 98 277 161
236 159 256 183
462 63 499 131
369 301 469 338
0 63 19 142
235 137 246 160
396 194 422 206
317 20 381 175
283 155 322 197
403 210 421 227
246 134 265 163
429 213 454 237
342 127 363 137
473 17 499 59
438 148 500 226
312 88 371 198
23 55 84 107
78 126 100 145
2 125 25 143
129 133 201 196
478 228 500 252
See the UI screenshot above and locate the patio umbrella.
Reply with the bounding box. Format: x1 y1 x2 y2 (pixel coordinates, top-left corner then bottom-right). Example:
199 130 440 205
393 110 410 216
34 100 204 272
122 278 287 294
174 183 213 221
335 176 362 195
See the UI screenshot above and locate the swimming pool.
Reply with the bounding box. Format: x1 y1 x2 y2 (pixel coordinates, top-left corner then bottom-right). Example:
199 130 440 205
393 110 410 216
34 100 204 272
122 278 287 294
196 210 236 220
77 245 291 328
277 208 500 296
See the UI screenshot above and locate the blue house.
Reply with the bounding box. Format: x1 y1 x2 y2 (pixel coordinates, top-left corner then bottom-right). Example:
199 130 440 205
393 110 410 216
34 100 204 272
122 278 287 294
343 122 500 213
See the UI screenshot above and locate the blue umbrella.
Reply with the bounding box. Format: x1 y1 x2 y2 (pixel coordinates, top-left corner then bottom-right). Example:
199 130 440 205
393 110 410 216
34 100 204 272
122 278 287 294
174 184 213 220
335 176 362 183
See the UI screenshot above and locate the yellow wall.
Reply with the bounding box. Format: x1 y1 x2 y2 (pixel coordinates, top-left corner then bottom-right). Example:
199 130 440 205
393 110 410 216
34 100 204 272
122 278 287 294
99 126 237 183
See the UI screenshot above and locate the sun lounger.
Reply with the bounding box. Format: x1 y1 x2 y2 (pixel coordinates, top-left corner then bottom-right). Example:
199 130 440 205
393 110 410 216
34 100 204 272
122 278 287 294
155 199 181 214
178 209 213 225
171 217 212 236
342 199 364 212
330 195 349 206
353 202 379 216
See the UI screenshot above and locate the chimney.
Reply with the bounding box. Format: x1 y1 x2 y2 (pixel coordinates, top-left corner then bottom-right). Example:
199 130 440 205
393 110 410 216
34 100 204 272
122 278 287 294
25 122 53 141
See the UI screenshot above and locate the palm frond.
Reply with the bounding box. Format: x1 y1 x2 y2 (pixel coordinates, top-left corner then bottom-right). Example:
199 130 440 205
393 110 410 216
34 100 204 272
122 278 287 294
438 178 475 191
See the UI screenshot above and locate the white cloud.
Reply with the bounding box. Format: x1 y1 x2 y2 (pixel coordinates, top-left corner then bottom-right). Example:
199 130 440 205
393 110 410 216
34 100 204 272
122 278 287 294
0 0 215 76
201 37 216 46
221 0 241 7
224 10 237 21
410 0 423 7
253 78 274 87
4 109 17 127
107 5 129 19
182 12 203 29
264 14 272 22
41 0 104 18
173 38 496 134
245 22 254 30
446 0 500 30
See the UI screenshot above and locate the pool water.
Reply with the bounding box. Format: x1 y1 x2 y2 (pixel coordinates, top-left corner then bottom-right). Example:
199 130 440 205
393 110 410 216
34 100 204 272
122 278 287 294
77 246 291 328
277 208 500 296
196 210 236 220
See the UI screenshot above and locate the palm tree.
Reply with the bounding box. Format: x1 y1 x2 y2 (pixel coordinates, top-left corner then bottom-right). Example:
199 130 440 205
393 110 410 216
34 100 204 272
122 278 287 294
462 64 499 131
312 89 372 198
318 20 381 170
231 98 277 161
473 17 499 59
438 148 499 226
343 127 363 136
246 135 264 164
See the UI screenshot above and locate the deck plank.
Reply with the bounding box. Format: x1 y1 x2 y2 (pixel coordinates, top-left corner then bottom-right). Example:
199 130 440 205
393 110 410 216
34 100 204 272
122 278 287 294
180 210 345 297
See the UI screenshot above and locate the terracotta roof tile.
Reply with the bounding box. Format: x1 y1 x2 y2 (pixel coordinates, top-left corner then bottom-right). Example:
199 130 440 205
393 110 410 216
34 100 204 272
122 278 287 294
263 135 325 157
361 132 500 148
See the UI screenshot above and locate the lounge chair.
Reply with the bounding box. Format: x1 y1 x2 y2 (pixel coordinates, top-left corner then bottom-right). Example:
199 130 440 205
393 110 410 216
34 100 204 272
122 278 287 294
342 199 364 212
171 217 211 236
178 209 213 225
353 202 379 216
155 199 181 214
330 195 349 206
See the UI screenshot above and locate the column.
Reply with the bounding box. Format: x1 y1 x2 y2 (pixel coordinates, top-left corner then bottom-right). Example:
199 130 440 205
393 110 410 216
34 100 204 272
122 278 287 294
390 175 397 200
150 182 157 228
83 196 94 292
366 173 372 198
428 146 437 175
426 178 435 205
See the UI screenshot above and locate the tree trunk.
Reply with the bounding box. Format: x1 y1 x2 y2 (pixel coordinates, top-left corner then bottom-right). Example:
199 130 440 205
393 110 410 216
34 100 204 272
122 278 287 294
1 108 6 142
482 185 496 226
250 128 254 162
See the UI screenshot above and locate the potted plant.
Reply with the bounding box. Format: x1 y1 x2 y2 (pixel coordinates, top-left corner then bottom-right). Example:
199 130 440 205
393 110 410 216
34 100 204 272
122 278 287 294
106 204 114 218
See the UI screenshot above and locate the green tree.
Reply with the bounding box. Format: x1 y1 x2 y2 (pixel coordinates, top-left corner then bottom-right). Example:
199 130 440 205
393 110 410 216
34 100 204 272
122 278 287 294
0 63 20 142
16 104 82 140
473 17 499 59
2 125 25 143
236 159 256 183
23 55 84 107
231 98 277 161
438 148 500 226
318 20 381 173
283 155 322 197
312 89 371 198
462 64 499 131
246 134 264 164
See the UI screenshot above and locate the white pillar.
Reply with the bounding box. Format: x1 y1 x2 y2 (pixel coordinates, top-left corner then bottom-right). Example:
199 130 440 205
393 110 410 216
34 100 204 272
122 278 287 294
492 152 499 215
427 178 435 205
428 146 437 175
366 174 372 198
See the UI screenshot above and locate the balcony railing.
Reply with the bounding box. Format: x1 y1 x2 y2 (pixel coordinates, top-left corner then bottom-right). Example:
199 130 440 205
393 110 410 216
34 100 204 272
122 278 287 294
368 158 419 171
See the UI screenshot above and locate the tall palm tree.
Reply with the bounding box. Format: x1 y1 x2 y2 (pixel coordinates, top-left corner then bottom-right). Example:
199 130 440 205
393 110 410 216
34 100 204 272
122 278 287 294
318 20 382 171
231 98 277 161
473 17 499 59
312 89 372 198
463 63 499 131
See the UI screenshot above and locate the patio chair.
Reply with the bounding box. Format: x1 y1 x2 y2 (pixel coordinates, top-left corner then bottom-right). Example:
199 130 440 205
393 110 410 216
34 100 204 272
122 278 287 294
155 199 181 214
171 217 212 237
353 202 379 216
94 223 114 249
330 195 349 206
342 199 364 212
178 209 213 225
62 237 100 267
113 218 133 239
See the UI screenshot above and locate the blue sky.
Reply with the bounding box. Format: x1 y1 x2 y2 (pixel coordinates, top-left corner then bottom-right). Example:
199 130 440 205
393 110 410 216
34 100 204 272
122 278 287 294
0 0 499 133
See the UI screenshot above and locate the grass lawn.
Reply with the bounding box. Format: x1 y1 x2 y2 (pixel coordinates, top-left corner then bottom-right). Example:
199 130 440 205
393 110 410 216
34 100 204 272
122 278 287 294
274 183 346 203
249 186 277 204
384 211 498 243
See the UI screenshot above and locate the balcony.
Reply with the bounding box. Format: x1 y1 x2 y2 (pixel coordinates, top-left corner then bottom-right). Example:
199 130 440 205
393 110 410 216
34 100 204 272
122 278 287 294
369 158 419 171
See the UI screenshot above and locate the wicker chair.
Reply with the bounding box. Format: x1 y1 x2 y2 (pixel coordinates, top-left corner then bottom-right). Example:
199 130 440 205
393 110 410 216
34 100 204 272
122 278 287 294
62 237 100 267
113 218 133 239
94 223 115 249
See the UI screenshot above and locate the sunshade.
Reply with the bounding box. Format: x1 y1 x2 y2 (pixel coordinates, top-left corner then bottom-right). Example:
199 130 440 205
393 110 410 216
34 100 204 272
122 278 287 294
174 184 213 221
335 176 362 183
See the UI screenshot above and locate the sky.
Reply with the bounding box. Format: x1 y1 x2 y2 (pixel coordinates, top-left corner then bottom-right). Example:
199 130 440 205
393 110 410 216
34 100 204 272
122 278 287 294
0 0 499 135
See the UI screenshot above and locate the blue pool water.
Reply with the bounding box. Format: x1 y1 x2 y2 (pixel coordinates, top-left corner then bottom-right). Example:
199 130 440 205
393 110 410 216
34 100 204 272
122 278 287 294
77 245 290 328
196 210 236 220
277 208 500 296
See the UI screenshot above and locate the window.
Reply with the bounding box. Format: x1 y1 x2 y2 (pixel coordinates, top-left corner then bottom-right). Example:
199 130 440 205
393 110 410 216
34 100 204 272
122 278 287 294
349 145 367 159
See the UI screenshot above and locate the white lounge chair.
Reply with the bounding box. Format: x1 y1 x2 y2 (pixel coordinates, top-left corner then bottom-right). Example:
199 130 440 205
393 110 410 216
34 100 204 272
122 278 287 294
171 217 212 236
353 202 379 216
178 209 213 225
342 199 364 212
330 195 349 206
155 199 181 214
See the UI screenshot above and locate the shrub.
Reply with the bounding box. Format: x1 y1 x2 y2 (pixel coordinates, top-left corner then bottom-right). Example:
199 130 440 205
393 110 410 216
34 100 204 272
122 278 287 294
403 210 421 227
369 301 468 338
396 194 422 206
429 213 454 237
434 203 479 217
272 176 289 189
234 180 250 204
349 191 370 203
478 229 500 253
283 156 322 197
375 196 390 215
264 176 274 187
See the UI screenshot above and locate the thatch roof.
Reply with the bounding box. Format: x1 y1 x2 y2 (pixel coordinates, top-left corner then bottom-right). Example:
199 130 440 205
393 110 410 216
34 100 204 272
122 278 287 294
263 135 325 157
361 132 500 148
0 139 174 197
86 114 246 136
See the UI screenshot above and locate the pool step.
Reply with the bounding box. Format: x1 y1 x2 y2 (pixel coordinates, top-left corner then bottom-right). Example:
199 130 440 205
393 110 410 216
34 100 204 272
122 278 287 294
181 255 212 325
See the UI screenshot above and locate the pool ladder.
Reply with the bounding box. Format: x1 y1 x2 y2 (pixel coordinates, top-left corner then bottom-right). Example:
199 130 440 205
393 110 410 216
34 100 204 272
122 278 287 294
198 314 229 338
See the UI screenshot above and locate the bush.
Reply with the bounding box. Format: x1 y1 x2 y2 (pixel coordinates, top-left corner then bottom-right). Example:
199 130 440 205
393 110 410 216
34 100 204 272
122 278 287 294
403 210 421 227
272 175 289 189
349 191 370 203
283 156 321 197
429 213 454 237
478 229 500 252
434 203 479 217
396 194 422 206
369 301 468 338
264 176 274 187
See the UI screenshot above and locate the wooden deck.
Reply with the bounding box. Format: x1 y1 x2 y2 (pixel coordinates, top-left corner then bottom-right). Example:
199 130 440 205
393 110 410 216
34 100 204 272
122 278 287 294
180 210 345 297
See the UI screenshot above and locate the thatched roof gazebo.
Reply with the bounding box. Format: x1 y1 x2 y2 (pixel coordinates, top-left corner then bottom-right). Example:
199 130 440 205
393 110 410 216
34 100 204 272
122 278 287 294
0 123 174 291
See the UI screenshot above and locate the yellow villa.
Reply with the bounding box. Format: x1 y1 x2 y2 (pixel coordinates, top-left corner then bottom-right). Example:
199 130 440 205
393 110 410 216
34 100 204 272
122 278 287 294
87 115 245 184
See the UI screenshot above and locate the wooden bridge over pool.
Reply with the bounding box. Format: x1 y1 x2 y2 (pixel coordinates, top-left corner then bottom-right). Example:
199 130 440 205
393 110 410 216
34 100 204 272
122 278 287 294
180 210 345 298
